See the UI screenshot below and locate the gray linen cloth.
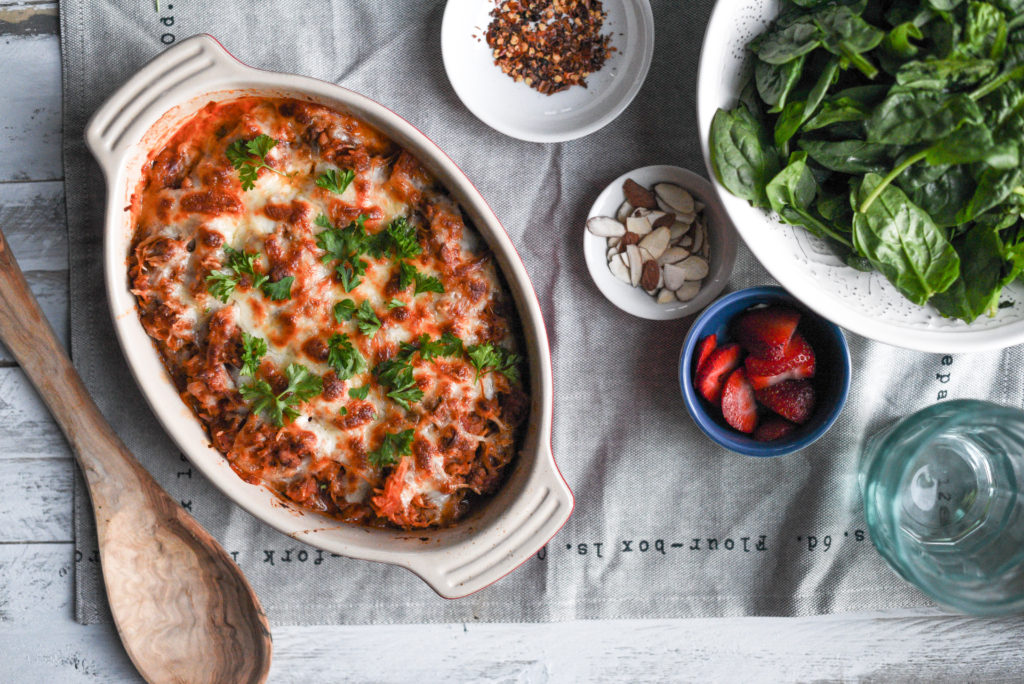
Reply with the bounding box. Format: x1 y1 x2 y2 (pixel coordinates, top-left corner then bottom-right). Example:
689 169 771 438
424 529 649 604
60 0 1013 625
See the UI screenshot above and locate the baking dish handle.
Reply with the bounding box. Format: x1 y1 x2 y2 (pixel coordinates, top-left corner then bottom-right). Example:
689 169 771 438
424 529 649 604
85 35 243 174
408 444 574 599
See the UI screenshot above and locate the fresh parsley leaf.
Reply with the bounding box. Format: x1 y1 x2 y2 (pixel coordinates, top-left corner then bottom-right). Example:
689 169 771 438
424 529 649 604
414 272 445 295
349 385 370 400
205 270 237 303
387 386 424 411
466 343 521 382
339 406 348 416
398 261 417 290
387 298 406 310
368 429 414 468
239 363 323 427
226 134 285 191
418 332 463 361
385 217 422 259
315 168 356 195
333 298 357 323
338 259 367 292
316 214 371 291
239 332 267 377
374 357 416 392
355 301 381 337
261 276 294 301
326 333 366 380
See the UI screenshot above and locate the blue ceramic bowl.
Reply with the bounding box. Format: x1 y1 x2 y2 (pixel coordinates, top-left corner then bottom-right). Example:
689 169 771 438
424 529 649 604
679 286 851 457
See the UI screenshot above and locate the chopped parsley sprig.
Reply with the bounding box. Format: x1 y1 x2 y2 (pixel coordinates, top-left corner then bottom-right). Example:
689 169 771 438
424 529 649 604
368 429 414 468
374 356 423 411
226 134 288 191
239 363 323 427
466 343 521 383
354 301 382 337
315 168 355 195
205 246 293 303
326 333 366 381
239 332 267 377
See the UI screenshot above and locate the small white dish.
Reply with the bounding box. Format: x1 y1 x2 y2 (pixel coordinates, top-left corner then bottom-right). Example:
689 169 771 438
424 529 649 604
584 165 738 320
440 0 655 143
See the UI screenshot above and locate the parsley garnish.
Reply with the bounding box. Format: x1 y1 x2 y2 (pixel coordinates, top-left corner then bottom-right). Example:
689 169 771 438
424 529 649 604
326 333 366 381
333 298 357 323
414 272 445 295
368 429 414 468
398 261 417 290
261 276 294 301
315 168 355 195
205 246 269 302
239 332 267 377
226 135 286 191
316 214 371 292
418 332 463 361
374 356 423 410
339 406 348 416
385 217 421 260
465 343 521 383
349 385 370 400
239 363 323 427
355 301 381 338
387 298 406 310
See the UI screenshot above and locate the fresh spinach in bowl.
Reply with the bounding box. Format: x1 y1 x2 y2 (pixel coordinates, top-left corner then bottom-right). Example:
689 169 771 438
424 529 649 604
710 0 1024 322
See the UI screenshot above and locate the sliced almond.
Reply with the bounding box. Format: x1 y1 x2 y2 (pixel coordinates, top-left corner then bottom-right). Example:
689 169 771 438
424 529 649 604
638 226 670 260
695 201 706 212
620 231 640 248
625 215 652 236
656 288 677 304
606 246 619 262
669 222 692 242
626 245 642 287
616 200 633 224
675 213 697 225
608 236 621 250
654 183 695 215
587 216 626 238
675 281 702 302
691 224 705 253
624 178 658 209
658 246 690 266
630 207 652 218
680 235 693 249
678 256 709 281
640 259 661 291
609 256 631 283
662 262 689 291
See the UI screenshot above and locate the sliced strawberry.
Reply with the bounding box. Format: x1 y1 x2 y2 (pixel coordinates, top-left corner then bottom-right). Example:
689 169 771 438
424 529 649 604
721 368 758 433
755 379 816 424
754 416 798 442
694 343 742 404
694 334 717 372
745 332 816 390
733 305 801 361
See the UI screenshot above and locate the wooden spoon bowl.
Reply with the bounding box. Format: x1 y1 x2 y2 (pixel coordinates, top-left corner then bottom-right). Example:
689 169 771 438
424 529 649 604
0 226 272 682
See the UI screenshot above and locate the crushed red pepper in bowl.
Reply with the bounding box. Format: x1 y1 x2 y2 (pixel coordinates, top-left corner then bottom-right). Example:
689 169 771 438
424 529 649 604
484 0 615 96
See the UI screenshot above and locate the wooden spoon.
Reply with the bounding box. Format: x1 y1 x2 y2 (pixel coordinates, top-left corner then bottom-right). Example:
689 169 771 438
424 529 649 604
0 227 272 681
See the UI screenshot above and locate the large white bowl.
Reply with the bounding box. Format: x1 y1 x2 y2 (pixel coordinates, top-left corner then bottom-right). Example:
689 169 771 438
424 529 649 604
85 35 573 599
697 0 1024 353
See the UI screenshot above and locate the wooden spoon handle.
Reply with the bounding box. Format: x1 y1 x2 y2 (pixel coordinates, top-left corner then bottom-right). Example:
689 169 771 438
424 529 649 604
0 226 141 498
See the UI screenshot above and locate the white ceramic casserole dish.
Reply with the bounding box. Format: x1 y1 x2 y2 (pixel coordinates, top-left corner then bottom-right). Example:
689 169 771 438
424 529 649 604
85 34 573 599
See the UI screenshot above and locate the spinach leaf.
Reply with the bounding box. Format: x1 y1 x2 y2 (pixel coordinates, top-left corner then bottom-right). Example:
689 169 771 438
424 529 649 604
922 122 1019 168
963 1 1008 60
895 57 997 90
897 163 976 228
749 18 823 65
852 173 960 304
932 225 1019 321
957 166 1024 223
767 152 853 246
710 105 776 208
814 5 885 77
756 55 806 113
799 139 897 174
867 91 983 144
775 58 840 149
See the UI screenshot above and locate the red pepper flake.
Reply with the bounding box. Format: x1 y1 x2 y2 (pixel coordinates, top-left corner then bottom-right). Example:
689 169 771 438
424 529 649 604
484 0 615 96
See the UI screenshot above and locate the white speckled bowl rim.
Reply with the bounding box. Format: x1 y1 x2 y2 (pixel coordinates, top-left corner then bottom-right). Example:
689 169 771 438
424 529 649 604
84 35 573 599
698 0 1024 353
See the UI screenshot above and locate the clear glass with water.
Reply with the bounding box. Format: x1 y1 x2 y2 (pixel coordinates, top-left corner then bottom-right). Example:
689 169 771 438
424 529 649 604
860 399 1024 615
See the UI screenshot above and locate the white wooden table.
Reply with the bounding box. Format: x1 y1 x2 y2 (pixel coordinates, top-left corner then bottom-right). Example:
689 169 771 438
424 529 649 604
2 4 1024 681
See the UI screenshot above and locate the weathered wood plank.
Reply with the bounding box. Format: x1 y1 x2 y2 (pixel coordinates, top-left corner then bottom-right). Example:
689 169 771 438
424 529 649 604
0 367 71 459
0 181 69 362
0 33 62 182
0 457 72 542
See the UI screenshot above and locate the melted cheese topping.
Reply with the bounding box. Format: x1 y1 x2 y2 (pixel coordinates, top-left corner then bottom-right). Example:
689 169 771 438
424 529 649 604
129 97 529 528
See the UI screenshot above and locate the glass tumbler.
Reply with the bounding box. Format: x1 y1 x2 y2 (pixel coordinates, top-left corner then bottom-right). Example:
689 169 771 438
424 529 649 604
860 399 1024 615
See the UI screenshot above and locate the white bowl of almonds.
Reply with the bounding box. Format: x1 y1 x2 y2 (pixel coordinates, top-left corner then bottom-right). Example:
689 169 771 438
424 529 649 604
584 165 737 320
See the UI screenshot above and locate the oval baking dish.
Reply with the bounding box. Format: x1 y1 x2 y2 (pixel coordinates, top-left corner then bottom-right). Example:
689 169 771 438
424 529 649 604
84 34 572 599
